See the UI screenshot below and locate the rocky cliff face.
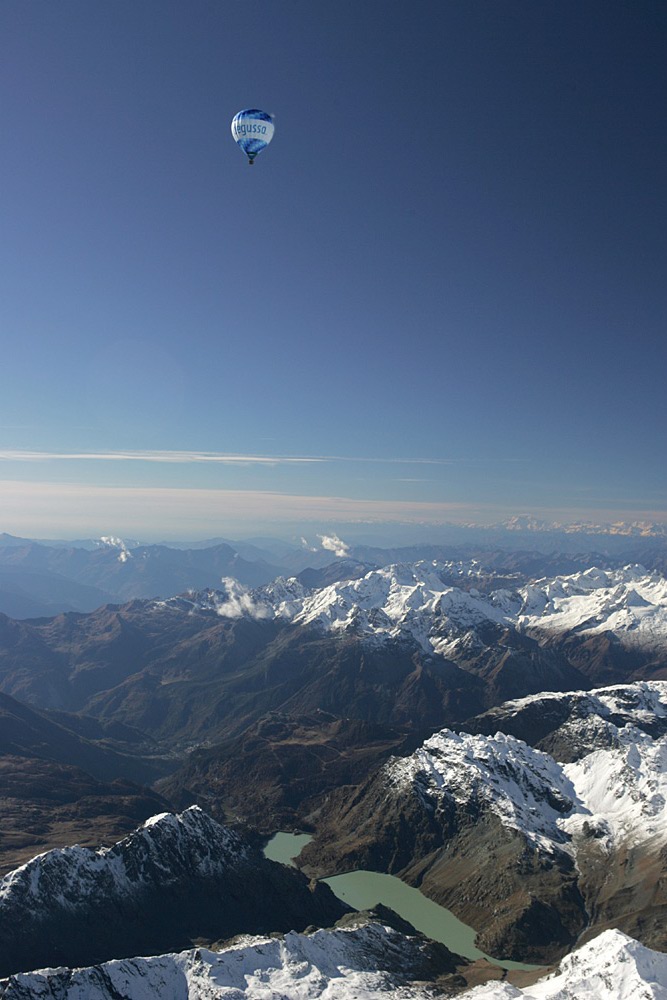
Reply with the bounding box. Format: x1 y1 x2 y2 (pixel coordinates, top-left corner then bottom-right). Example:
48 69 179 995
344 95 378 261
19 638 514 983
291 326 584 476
0 807 346 978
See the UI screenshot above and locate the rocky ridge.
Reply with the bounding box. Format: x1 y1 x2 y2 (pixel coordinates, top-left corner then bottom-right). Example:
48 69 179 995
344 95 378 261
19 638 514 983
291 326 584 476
466 680 667 758
1 926 665 999
0 917 464 999
0 806 346 978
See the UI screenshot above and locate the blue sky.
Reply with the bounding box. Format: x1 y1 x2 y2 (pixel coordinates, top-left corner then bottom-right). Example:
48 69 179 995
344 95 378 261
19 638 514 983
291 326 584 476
1 1 666 540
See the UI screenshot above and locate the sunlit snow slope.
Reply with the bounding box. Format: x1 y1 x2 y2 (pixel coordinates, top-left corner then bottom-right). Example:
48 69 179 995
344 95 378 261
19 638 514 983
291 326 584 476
463 928 667 998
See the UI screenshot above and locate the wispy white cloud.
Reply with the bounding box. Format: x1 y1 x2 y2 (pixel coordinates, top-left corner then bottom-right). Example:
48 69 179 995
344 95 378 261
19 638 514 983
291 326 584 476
214 578 270 619
318 533 350 557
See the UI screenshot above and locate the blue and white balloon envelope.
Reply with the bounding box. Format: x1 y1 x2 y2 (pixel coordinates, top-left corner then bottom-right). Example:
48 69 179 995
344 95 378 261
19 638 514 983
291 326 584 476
231 109 275 165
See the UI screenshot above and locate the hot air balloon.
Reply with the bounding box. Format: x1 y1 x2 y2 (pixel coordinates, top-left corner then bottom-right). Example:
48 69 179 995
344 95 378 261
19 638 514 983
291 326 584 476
231 109 275 165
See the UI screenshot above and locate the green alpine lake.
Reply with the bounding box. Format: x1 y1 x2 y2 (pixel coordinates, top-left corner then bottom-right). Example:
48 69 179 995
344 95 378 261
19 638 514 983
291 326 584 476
264 831 541 972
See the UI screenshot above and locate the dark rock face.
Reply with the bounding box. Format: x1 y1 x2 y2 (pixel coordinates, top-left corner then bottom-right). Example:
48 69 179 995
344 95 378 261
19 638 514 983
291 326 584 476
412 819 586 964
569 835 667 957
434 628 591 706
0 807 347 978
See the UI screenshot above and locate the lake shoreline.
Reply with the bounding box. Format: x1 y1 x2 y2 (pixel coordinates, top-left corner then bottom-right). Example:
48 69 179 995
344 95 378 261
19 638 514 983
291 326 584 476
263 830 543 972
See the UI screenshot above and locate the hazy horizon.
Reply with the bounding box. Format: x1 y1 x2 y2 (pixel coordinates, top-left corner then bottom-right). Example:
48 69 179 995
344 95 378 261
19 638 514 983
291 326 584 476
2 491 667 550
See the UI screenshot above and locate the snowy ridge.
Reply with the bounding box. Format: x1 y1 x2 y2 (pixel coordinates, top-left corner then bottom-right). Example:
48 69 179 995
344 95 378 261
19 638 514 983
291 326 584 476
517 565 667 649
386 684 667 851
500 681 667 729
488 681 667 760
387 731 576 852
0 922 444 999
4 926 667 999
462 928 667 998
0 807 244 913
563 729 667 847
154 562 667 657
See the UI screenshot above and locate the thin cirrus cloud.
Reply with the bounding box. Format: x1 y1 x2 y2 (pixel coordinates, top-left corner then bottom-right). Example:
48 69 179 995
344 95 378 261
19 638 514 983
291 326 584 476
0 449 460 467
0 449 322 465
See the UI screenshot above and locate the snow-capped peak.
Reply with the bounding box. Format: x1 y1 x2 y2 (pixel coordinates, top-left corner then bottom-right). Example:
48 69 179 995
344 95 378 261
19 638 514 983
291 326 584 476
463 928 667 997
386 686 667 853
387 730 577 852
0 807 244 911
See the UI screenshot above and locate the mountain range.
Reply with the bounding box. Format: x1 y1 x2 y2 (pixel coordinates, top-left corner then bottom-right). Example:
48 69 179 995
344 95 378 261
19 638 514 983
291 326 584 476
1 528 667 618
0 560 666 855
2 560 665 739
2 546 667 992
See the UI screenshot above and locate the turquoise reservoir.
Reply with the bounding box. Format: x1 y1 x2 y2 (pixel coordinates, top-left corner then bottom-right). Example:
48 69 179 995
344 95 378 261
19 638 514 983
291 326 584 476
264 831 542 972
